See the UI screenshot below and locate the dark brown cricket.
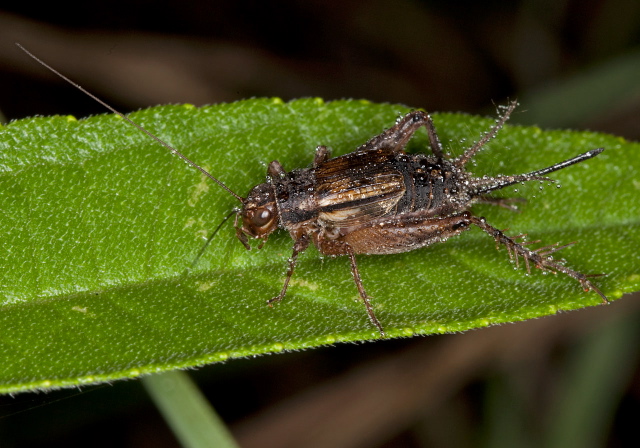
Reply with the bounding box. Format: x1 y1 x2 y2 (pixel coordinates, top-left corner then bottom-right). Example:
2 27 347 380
236 101 607 336
18 44 607 338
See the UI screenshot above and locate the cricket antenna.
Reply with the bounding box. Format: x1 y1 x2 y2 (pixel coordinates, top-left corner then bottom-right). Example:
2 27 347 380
16 42 245 203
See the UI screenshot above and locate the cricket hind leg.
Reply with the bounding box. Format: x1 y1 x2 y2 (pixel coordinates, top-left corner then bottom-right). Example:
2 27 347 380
469 215 608 303
316 212 477 337
422 112 446 159
267 235 311 305
360 110 447 159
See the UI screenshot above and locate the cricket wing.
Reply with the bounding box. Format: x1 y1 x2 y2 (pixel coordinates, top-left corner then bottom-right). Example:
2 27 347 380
315 159 406 227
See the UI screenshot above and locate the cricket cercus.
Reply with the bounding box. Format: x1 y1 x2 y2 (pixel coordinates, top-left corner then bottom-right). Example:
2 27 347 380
18 44 608 338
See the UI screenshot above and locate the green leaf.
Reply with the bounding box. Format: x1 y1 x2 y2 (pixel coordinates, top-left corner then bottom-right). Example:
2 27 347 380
1 98 638 394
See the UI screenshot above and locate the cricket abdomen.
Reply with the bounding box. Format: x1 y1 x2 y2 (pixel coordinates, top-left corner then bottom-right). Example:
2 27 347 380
390 153 469 216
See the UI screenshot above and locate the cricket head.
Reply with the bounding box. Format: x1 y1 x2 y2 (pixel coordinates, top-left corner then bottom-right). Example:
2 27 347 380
237 182 279 248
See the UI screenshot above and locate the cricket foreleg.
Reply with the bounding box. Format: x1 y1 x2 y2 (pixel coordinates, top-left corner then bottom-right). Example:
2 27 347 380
346 247 386 338
267 235 311 305
469 215 608 303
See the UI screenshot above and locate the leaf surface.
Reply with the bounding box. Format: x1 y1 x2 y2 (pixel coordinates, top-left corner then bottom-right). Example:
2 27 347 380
1 98 638 393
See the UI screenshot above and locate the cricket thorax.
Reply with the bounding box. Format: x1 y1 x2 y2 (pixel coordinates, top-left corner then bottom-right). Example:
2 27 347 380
272 168 318 225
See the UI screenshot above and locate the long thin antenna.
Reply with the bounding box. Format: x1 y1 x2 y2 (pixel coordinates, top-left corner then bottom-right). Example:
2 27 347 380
184 209 236 275
16 42 244 203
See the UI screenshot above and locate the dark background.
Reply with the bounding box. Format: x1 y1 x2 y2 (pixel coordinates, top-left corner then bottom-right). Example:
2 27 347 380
1 1 639 447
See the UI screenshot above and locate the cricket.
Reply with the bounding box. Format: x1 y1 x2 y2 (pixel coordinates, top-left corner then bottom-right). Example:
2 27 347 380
17 43 607 337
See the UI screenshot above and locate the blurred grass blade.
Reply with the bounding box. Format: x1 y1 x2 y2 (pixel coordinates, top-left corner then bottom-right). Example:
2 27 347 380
143 371 239 448
484 376 533 448
544 312 640 448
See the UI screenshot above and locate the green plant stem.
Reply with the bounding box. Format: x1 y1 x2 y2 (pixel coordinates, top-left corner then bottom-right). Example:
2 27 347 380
142 370 239 448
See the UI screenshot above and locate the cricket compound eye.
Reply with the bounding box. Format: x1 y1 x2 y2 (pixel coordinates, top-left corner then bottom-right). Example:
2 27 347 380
242 202 278 238
252 208 273 227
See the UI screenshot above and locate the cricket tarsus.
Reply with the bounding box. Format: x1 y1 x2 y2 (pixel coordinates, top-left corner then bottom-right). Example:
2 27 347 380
469 215 608 304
